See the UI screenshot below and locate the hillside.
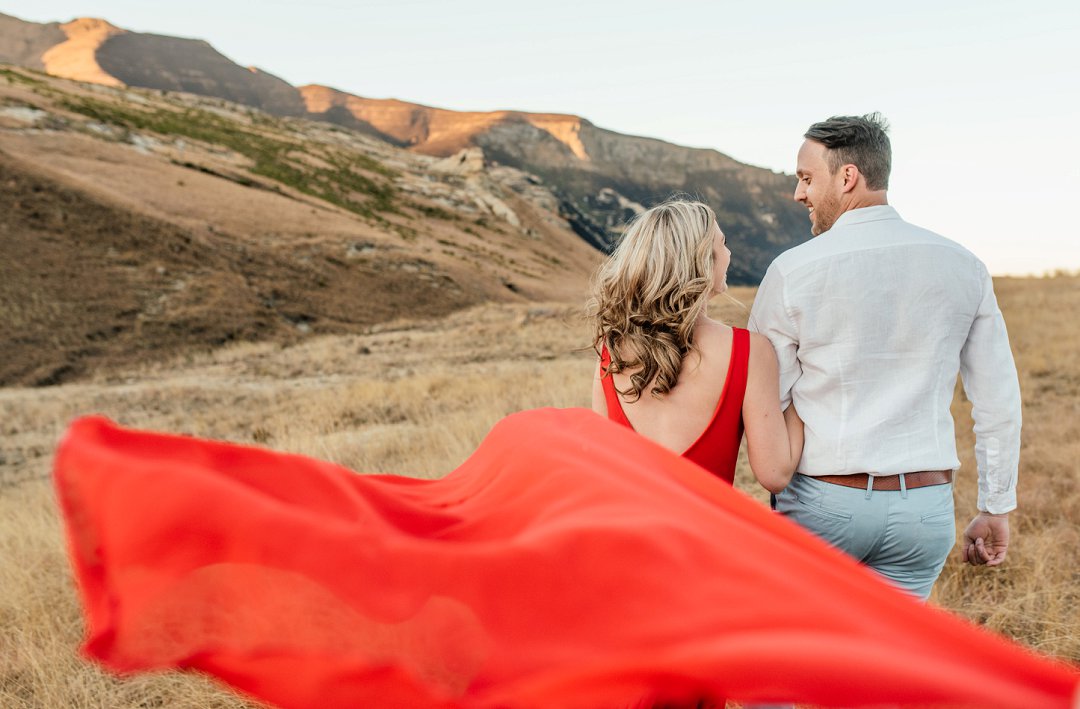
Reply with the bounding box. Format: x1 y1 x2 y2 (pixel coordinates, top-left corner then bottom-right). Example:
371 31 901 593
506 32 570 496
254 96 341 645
0 66 600 386
300 86 807 280
0 11 809 283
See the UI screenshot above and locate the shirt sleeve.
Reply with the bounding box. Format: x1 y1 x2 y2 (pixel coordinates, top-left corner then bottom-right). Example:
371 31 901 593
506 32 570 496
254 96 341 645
959 263 1022 514
747 263 800 410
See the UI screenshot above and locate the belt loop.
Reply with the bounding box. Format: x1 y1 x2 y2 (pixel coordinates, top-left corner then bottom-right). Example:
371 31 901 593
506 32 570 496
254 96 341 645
864 475 874 500
899 473 908 499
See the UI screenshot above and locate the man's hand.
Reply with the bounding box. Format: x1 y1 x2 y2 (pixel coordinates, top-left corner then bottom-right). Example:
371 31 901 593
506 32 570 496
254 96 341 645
961 512 1010 566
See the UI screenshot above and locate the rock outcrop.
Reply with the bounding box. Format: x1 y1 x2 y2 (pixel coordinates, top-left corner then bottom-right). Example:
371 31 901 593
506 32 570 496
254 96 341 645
41 17 126 86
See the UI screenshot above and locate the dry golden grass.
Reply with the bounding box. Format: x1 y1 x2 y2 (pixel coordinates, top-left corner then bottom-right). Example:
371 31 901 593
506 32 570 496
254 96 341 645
1 280 1077 707
933 276 1080 656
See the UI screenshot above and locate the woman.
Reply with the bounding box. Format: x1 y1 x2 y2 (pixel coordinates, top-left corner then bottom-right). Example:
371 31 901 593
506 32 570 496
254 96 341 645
589 198 801 492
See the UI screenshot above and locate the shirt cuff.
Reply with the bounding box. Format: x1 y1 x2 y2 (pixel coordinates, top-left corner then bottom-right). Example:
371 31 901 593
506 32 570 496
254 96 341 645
978 488 1017 515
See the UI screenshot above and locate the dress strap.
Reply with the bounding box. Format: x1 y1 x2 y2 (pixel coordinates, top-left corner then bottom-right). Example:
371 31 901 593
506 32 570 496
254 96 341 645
727 328 751 412
599 344 632 427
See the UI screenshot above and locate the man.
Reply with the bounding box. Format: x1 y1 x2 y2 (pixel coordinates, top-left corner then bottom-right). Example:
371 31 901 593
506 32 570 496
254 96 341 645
748 113 1021 600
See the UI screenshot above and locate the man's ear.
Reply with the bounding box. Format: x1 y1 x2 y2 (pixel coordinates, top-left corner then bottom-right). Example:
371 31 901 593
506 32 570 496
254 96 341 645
840 164 860 193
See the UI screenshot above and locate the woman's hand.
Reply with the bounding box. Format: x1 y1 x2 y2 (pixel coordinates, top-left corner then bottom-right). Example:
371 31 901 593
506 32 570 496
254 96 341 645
783 402 804 471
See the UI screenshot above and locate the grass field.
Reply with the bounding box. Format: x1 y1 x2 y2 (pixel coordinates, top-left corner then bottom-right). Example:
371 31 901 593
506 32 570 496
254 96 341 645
1 278 1077 707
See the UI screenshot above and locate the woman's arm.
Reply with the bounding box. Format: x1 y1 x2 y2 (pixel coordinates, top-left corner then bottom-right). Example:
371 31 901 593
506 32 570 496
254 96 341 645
592 360 608 416
742 332 803 493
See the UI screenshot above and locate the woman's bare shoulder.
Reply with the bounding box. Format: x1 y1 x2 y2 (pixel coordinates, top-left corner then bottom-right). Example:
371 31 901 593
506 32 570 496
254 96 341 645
695 318 734 343
690 319 735 371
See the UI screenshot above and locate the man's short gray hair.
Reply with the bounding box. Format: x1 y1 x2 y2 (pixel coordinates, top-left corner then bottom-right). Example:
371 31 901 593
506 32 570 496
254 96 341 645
804 113 892 191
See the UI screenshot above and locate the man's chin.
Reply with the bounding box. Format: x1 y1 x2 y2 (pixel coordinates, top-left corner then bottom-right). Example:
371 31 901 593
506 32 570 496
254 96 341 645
810 216 834 236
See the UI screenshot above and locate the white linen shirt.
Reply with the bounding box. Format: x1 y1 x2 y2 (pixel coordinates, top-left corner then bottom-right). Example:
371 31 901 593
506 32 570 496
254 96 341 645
748 205 1021 513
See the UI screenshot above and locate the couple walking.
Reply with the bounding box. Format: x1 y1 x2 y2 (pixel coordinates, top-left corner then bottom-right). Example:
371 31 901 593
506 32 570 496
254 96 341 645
594 112 1018 601
55 115 1076 708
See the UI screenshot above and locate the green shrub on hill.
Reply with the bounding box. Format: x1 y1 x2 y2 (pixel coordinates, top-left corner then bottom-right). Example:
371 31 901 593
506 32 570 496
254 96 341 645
59 95 398 218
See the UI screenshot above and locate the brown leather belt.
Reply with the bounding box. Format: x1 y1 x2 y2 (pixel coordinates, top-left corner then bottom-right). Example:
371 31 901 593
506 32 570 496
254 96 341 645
815 470 952 491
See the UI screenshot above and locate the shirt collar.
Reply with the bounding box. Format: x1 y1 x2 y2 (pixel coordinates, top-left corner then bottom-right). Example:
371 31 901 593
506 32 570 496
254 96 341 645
830 205 901 230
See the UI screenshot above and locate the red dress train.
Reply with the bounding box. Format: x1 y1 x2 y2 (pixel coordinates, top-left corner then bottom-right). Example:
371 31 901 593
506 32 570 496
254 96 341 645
54 409 1078 708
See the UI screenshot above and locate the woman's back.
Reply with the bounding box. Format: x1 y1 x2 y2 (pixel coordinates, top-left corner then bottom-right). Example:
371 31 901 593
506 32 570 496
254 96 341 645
596 321 748 483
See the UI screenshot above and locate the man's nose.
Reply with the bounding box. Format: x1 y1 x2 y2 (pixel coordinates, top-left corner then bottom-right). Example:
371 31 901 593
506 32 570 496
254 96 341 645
793 183 805 202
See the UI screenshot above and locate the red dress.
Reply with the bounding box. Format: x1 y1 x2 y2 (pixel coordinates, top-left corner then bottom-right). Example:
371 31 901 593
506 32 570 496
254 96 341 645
54 410 1078 709
600 327 748 483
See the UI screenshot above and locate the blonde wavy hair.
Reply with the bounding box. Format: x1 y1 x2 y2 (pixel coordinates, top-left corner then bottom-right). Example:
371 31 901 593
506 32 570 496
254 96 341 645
588 198 719 402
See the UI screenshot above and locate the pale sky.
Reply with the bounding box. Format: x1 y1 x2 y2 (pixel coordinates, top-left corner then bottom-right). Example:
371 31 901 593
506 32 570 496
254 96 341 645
6 0 1079 276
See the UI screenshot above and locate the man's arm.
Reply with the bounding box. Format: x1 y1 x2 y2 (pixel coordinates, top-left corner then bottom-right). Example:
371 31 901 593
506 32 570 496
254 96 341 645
958 262 1022 565
748 264 801 409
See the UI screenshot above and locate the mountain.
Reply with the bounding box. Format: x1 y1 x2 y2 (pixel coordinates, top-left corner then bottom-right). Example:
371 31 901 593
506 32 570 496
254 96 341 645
0 66 599 386
0 12 305 114
0 12 65 70
0 11 809 284
299 87 808 282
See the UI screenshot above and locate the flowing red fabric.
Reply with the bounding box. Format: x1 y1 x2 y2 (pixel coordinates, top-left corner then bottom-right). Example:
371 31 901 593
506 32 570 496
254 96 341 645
54 409 1078 709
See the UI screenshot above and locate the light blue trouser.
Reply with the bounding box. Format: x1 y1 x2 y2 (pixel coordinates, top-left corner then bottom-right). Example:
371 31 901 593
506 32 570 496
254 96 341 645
775 473 956 600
